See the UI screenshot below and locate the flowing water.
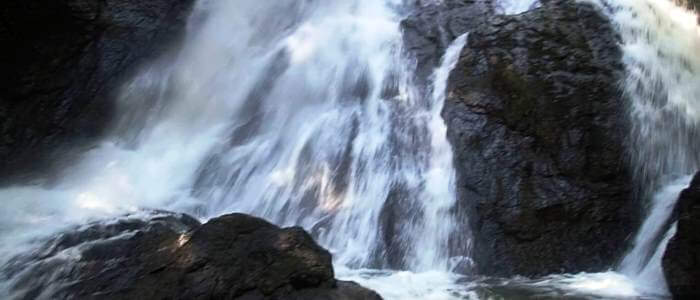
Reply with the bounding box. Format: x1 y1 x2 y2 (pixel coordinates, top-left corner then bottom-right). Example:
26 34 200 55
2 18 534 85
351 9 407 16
0 0 468 297
581 0 700 296
1 0 699 299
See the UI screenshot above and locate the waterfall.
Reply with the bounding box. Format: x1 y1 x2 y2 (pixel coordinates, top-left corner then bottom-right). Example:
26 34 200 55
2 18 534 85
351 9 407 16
583 0 700 295
0 0 470 297
3 0 699 299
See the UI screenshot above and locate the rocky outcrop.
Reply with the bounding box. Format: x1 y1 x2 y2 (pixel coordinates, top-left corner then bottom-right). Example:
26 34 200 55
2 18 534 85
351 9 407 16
3 211 381 300
0 0 193 184
404 0 639 276
663 172 700 298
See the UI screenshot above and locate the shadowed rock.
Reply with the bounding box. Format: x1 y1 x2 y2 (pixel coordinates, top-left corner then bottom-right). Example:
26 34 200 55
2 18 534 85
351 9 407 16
3 211 381 300
0 0 194 184
663 172 700 298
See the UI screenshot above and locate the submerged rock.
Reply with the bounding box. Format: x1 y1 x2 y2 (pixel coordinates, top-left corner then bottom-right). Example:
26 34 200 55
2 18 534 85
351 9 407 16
404 0 640 276
663 172 700 298
3 211 381 300
0 0 194 184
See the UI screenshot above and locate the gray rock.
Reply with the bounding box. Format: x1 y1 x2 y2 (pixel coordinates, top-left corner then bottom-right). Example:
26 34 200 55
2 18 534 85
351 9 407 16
4 212 382 300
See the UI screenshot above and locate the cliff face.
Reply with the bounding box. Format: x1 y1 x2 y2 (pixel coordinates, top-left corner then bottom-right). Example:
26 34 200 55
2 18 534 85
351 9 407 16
404 0 640 277
0 0 193 184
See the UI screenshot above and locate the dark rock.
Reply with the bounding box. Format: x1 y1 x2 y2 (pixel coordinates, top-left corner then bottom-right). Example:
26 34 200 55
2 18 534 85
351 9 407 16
663 172 700 298
675 0 700 24
401 0 494 80
678 0 700 10
404 0 640 276
3 212 382 300
0 0 194 184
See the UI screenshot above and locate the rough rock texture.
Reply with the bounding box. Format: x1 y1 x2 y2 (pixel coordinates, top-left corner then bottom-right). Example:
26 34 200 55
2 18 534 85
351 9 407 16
402 0 497 81
0 0 193 184
404 0 639 276
4 212 381 300
663 172 700 298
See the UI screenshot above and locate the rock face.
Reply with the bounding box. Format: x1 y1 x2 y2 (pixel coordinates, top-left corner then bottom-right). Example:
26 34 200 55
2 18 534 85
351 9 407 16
663 172 700 298
0 0 194 184
4 212 381 300
405 0 639 276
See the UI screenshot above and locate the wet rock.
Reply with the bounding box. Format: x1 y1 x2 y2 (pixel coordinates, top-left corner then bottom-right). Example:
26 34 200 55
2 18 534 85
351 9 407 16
401 0 494 80
0 0 194 184
404 0 640 276
4 212 382 300
663 172 700 298
679 0 700 10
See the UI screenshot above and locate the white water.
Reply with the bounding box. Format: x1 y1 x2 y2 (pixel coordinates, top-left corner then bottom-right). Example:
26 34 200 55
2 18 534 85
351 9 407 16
0 0 472 298
2 0 699 299
582 0 700 296
494 0 540 15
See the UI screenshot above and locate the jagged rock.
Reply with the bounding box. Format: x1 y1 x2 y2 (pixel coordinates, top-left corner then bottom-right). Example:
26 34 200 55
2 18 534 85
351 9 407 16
3 211 382 300
0 0 194 184
404 0 640 276
663 172 700 298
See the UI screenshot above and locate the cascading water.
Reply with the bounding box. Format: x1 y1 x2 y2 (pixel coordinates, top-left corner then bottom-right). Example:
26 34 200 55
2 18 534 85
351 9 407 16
2 0 699 299
0 0 472 299
581 0 700 295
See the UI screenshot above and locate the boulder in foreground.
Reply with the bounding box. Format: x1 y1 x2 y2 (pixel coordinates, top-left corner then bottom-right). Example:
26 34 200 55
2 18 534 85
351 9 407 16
4 211 381 300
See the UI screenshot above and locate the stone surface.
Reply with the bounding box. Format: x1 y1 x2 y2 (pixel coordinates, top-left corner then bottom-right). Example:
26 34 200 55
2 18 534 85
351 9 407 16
4 212 381 300
663 172 700 298
0 0 194 184
404 0 640 276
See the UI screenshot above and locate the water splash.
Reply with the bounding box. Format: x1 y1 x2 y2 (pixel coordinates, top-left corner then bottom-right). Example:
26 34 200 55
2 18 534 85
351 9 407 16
0 1 470 297
3 0 698 299
581 0 700 295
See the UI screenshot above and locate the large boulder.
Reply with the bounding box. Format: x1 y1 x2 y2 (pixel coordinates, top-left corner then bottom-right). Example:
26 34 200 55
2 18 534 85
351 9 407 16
0 0 194 184
663 172 700 298
405 0 640 276
3 212 381 300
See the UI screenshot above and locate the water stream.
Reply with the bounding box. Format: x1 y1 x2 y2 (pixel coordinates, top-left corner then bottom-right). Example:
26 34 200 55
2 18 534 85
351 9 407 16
0 1 469 298
0 0 699 299
582 0 700 296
